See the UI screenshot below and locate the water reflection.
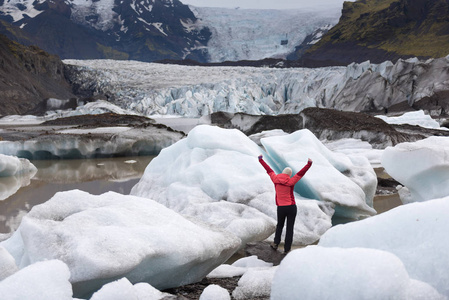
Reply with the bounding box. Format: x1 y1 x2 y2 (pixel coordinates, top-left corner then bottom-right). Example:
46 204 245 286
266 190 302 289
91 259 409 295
0 156 154 234
0 170 37 201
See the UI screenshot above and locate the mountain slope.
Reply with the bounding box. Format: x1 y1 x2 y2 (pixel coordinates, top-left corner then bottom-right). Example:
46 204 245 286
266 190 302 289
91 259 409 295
0 0 211 62
299 0 449 66
0 33 74 116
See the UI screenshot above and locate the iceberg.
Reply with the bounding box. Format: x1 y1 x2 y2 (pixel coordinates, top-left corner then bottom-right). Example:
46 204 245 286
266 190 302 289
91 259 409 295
0 260 73 300
0 171 37 201
0 190 240 298
260 129 377 219
90 277 174 300
0 125 184 160
207 255 273 279
317 197 449 297
323 138 384 167
232 267 277 300
0 246 18 280
376 110 446 130
271 246 445 299
381 136 449 203
0 154 37 178
131 124 278 246
199 284 231 300
131 125 376 246
0 154 37 201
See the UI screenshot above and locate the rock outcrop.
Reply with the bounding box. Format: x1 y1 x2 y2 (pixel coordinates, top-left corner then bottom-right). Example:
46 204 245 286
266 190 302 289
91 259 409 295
210 108 449 149
0 34 74 116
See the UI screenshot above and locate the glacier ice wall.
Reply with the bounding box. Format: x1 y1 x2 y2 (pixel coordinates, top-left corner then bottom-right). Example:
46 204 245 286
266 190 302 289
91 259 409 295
65 56 449 118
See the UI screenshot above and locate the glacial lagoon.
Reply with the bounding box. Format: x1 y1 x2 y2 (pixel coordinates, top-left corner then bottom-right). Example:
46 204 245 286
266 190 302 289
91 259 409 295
0 156 154 234
0 154 402 236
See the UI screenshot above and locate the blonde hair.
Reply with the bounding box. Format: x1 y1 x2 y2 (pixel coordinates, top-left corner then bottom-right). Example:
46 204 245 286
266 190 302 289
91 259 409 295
282 167 292 176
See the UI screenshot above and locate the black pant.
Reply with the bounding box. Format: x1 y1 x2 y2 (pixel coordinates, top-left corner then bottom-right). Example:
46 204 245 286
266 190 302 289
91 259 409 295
274 205 297 252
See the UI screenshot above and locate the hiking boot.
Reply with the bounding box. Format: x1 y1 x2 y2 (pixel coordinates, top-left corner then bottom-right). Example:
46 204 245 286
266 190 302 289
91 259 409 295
270 243 278 250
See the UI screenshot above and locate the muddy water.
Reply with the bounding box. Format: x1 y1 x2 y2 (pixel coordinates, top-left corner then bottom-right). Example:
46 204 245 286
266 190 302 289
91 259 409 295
373 167 403 214
0 156 154 234
373 193 403 214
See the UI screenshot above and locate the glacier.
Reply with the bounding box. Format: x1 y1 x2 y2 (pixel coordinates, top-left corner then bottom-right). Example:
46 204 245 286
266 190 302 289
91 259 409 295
190 6 340 62
64 55 449 118
0 190 241 298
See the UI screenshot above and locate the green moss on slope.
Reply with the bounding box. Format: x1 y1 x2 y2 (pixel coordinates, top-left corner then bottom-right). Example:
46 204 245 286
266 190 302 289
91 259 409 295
96 43 129 60
306 0 449 61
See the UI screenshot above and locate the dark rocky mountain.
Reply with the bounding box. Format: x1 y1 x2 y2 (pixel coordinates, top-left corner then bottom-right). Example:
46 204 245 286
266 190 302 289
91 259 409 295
298 0 449 67
0 0 211 62
0 33 74 116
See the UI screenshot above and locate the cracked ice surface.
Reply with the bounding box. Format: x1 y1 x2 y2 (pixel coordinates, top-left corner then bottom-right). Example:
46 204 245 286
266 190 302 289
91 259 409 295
64 56 449 117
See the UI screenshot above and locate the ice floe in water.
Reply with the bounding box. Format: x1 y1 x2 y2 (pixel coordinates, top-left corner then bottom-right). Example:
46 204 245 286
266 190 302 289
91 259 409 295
0 125 184 160
0 154 37 201
381 136 449 203
271 246 444 299
90 277 173 300
0 246 18 280
199 284 231 300
0 190 240 298
0 154 37 178
376 110 447 130
0 260 73 300
131 125 377 247
315 197 449 297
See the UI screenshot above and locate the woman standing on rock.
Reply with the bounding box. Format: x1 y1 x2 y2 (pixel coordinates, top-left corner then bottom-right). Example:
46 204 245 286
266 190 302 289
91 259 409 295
258 155 313 254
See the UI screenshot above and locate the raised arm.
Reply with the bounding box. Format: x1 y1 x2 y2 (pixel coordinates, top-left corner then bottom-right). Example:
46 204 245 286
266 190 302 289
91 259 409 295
296 158 313 177
258 155 274 175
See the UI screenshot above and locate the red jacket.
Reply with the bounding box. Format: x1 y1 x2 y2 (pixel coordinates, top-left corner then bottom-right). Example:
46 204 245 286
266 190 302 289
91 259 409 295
259 158 312 206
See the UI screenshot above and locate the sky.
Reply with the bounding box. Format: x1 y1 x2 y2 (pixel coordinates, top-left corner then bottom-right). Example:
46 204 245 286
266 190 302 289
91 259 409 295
180 0 351 10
